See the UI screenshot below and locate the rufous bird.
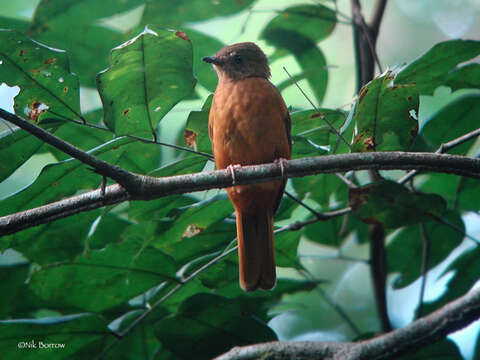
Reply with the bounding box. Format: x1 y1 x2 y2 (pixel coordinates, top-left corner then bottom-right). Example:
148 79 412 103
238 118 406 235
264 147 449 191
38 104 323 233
203 42 291 292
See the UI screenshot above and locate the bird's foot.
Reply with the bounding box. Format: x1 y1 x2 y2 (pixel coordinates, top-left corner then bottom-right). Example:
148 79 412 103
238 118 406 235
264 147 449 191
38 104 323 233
227 164 242 185
274 158 288 180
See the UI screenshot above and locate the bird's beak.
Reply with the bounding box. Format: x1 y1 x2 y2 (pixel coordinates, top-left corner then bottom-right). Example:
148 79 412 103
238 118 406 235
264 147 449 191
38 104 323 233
202 56 222 65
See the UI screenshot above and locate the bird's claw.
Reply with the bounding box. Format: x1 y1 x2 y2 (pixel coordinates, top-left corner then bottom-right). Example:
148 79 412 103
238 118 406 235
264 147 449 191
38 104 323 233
227 164 242 185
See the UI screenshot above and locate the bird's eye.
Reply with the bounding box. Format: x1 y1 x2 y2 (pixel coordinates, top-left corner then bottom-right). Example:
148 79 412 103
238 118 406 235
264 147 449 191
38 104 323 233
233 55 242 64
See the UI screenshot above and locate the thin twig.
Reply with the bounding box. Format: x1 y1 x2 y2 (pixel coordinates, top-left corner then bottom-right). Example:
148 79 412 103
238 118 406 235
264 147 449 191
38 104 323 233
284 190 324 219
399 127 480 184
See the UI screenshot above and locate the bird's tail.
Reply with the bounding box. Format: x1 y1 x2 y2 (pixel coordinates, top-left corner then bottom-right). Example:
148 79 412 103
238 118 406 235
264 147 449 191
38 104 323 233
236 210 276 292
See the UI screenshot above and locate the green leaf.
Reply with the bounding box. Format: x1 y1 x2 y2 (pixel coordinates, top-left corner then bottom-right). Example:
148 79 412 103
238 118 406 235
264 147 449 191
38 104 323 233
445 63 480 92
151 195 234 259
30 239 177 312
31 0 144 28
32 24 125 88
397 339 462 360
97 26 196 137
456 176 480 212
290 109 346 158
352 71 419 152
261 4 336 47
0 263 30 318
395 39 480 95
275 230 302 268
412 95 480 155
0 124 56 182
170 220 236 265
292 173 346 207
0 29 82 122
261 5 336 105
0 313 108 360
415 173 460 209
290 109 346 137
1 210 100 263
154 293 277 360
387 210 464 288
349 181 447 229
184 95 213 154
141 0 255 27
0 16 30 31
422 246 480 315
0 137 135 216
186 28 224 92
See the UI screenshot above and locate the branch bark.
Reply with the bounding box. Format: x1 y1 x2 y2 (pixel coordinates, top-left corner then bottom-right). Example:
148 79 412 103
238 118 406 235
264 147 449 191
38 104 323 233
1 151 479 236
215 287 480 360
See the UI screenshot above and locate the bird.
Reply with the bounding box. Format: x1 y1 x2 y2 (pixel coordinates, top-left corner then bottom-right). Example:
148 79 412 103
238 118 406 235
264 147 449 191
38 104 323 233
203 42 291 292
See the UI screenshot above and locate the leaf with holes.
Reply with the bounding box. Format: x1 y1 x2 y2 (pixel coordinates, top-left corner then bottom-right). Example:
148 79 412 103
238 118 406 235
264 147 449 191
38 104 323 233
349 181 446 229
0 29 81 123
352 71 419 152
97 26 196 137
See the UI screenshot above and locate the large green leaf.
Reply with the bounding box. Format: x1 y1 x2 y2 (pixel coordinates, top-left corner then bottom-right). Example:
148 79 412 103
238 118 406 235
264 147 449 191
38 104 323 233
0 16 30 31
0 29 81 122
97 26 196 137
151 195 234 259
412 95 480 155
292 173 347 208
0 263 30 318
0 124 55 182
154 293 277 360
186 28 224 92
352 71 419 152
395 39 480 95
290 109 346 158
29 239 177 312
349 181 447 229
422 246 480 315
0 314 109 360
261 5 336 105
141 0 255 27
445 63 480 92
30 0 144 28
455 177 480 212
387 210 464 288
31 24 125 88
1 210 99 263
261 4 336 47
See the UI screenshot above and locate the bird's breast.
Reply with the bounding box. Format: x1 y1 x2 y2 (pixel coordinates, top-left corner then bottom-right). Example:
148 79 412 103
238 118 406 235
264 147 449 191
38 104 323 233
211 78 288 168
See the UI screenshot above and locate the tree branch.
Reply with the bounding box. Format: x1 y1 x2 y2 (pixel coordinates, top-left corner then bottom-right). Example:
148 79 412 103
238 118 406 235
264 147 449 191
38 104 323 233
1 152 479 236
215 287 480 360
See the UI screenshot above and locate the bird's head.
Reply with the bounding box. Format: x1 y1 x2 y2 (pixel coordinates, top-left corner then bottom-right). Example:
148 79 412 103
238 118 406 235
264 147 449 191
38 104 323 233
203 42 271 81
